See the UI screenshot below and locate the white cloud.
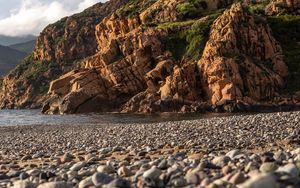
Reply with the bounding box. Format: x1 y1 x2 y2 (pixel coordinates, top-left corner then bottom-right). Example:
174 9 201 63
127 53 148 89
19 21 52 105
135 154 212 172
0 0 106 37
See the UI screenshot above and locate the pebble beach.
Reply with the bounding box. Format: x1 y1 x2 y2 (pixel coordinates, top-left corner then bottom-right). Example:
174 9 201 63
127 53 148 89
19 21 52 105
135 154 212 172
1 111 300 188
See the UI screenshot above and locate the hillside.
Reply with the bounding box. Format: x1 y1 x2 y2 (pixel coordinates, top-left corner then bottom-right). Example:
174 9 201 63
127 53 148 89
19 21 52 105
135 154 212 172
0 0 300 113
0 45 27 76
0 35 36 46
9 40 36 54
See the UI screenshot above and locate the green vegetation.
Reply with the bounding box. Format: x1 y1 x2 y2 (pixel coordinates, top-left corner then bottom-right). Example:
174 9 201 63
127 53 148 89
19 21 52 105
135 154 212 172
176 0 208 20
117 0 139 18
248 0 270 15
11 55 62 94
9 40 36 54
157 20 196 30
162 13 221 61
116 0 155 18
0 45 27 76
267 15 300 93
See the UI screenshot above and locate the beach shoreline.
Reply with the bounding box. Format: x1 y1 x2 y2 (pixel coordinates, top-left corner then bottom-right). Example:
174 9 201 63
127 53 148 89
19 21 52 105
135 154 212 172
1 111 300 187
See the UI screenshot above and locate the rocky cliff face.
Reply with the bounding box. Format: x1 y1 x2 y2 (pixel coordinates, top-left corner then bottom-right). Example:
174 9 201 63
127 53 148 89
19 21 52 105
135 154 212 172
33 0 130 63
42 1 293 114
1 0 299 113
198 3 288 105
0 0 129 109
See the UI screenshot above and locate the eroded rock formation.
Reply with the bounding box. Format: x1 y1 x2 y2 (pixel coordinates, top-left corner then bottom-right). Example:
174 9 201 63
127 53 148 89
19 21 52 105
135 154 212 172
42 0 218 114
265 0 300 15
198 3 288 105
0 0 129 109
33 0 130 63
1 0 297 113
42 2 290 114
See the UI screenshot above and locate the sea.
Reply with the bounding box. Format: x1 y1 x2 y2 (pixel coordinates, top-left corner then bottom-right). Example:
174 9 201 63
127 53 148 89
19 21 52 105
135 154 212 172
0 109 223 127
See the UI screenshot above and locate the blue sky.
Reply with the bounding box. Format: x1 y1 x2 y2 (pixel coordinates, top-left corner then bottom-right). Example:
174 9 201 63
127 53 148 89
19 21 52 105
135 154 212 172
0 0 108 37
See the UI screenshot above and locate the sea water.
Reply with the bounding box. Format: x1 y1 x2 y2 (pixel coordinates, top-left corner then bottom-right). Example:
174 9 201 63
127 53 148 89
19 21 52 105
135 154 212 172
0 109 223 126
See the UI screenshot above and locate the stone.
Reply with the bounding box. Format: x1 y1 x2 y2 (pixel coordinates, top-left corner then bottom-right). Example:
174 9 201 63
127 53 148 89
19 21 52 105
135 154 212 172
157 159 168 170
226 149 241 159
117 166 132 177
0 173 8 180
61 153 74 163
105 178 131 188
19 172 30 180
13 180 36 188
277 163 299 177
92 172 114 186
273 151 287 162
229 172 247 185
70 162 86 171
21 155 32 161
27 169 40 177
239 174 277 188
171 177 187 187
37 181 72 188
143 166 161 179
78 177 94 188
259 162 278 173
97 165 115 174
7 170 21 178
185 172 201 185
222 166 232 175
212 156 231 167
291 148 300 155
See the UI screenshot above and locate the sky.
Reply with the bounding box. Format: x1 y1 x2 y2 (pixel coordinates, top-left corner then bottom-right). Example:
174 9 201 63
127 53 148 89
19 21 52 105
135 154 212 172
0 0 108 37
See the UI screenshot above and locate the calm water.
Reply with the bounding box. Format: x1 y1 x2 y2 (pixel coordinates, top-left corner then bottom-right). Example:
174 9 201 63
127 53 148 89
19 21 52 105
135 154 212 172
0 109 225 127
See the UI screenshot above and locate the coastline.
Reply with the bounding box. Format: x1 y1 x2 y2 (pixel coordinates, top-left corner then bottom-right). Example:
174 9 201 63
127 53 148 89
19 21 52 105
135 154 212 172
1 111 300 187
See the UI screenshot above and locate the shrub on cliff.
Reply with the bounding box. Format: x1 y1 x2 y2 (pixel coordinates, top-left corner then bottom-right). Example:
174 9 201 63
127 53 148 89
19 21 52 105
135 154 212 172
267 14 300 93
176 0 208 19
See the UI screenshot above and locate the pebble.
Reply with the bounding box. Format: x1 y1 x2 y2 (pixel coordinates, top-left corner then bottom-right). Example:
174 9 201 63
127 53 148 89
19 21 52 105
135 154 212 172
37 181 73 188
117 166 132 177
212 156 231 167
13 180 36 188
277 163 299 177
239 174 277 188
92 172 114 186
105 178 131 188
229 172 247 185
97 165 115 174
61 153 74 164
259 162 278 173
0 111 300 188
185 172 201 185
70 162 86 171
226 149 241 159
78 177 93 188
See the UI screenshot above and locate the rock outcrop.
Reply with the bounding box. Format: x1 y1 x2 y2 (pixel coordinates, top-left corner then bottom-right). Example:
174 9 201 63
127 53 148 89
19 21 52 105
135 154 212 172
0 0 129 109
42 13 180 114
265 0 300 15
42 2 290 114
1 0 297 113
33 0 129 63
42 0 212 114
198 3 288 105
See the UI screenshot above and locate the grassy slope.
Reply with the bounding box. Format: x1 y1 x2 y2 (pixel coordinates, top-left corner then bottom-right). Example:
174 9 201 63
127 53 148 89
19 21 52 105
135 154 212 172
267 15 300 94
0 45 27 76
9 40 36 54
249 1 300 94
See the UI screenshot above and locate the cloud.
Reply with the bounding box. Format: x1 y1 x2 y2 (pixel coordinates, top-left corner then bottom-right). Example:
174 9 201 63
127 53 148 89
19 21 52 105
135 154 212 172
0 0 105 37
